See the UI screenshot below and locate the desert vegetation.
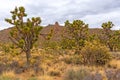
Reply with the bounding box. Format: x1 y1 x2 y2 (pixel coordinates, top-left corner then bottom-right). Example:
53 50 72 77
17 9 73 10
0 6 120 80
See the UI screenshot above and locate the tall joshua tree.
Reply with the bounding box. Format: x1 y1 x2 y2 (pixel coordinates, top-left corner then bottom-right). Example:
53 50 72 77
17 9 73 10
5 6 42 66
64 20 88 53
101 21 114 51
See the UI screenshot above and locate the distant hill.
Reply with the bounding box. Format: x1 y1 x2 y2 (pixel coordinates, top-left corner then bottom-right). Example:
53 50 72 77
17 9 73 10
0 22 103 44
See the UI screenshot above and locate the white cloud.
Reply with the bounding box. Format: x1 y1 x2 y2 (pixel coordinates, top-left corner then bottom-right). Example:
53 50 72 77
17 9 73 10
0 0 120 30
82 9 120 29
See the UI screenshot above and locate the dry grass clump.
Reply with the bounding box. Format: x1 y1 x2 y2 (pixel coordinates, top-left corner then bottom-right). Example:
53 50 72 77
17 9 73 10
62 54 83 64
98 70 108 80
46 62 67 77
107 59 120 69
39 75 54 80
0 70 18 80
63 66 111 80
112 52 120 60
64 67 91 80
48 69 61 76
27 77 38 80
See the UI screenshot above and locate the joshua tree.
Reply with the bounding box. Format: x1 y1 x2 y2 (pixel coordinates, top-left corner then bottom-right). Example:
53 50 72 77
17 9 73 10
5 6 42 66
64 20 88 53
101 21 114 51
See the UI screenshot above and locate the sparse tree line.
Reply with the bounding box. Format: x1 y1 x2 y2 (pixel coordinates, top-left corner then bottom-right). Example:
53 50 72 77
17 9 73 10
3 6 120 66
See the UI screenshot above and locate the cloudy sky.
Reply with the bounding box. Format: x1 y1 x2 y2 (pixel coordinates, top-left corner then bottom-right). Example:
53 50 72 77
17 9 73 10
0 0 120 30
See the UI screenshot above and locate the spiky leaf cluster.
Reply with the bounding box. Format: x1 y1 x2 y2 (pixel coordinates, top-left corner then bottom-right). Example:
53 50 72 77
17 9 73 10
64 20 88 52
5 6 42 53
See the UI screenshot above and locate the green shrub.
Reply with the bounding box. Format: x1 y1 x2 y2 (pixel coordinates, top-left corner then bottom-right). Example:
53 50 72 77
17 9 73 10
1 44 10 54
60 38 76 49
81 41 112 65
42 41 59 49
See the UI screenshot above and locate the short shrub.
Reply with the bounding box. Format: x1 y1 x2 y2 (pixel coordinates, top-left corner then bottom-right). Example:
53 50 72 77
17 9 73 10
48 69 61 76
64 57 72 64
72 54 84 64
64 54 83 64
64 68 90 80
80 41 112 65
64 69 75 80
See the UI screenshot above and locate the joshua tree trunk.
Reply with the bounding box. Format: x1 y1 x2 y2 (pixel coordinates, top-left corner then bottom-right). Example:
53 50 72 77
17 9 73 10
26 49 31 66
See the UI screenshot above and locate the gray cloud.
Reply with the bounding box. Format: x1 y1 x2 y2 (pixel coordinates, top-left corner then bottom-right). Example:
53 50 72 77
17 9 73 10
0 0 120 30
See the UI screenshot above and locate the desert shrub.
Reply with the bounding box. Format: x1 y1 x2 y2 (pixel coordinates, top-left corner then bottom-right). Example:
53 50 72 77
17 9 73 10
48 69 61 76
60 38 76 49
64 68 90 80
72 55 84 64
81 41 112 65
0 43 20 57
63 54 83 64
0 43 11 54
42 41 60 49
64 69 75 80
63 55 72 64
